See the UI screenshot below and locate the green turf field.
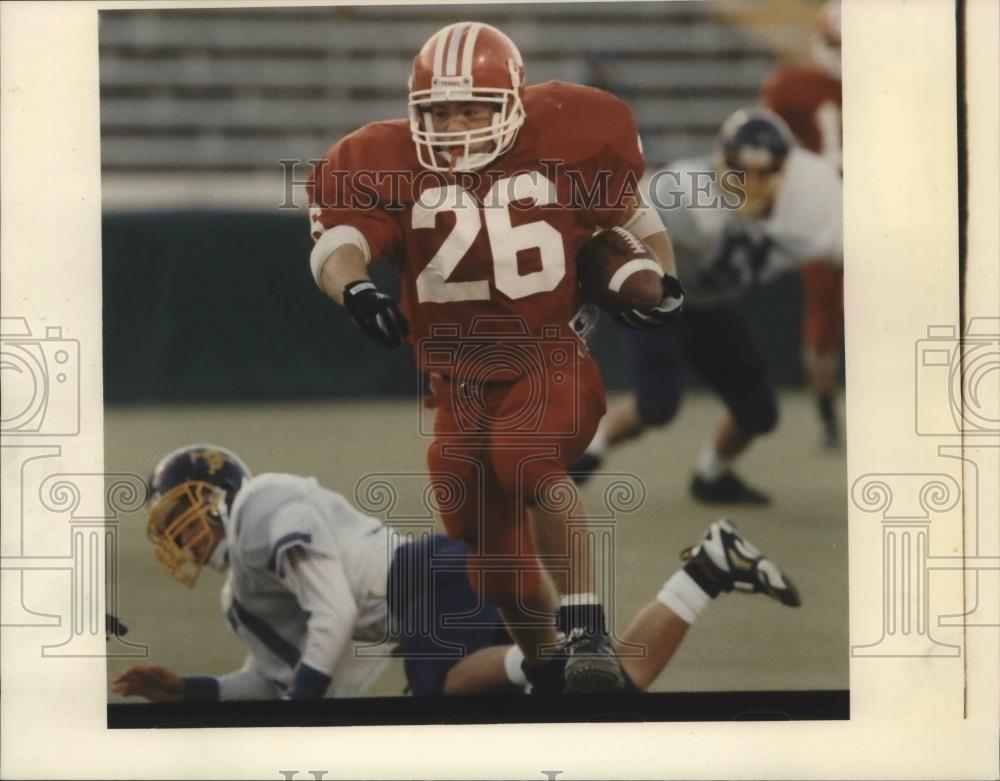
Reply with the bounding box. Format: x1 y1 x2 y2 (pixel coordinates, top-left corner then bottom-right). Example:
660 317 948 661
105 390 847 699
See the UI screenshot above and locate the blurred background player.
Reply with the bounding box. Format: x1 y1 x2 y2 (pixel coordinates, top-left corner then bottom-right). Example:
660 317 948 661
762 0 844 447
573 107 842 504
306 21 683 693
112 445 800 701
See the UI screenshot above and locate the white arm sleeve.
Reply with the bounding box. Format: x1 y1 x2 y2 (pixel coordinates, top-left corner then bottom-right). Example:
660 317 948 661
281 547 359 677
217 655 282 700
623 202 667 240
309 224 372 287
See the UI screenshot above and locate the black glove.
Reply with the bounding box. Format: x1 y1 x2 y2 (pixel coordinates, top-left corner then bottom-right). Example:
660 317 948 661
343 280 410 348
615 274 685 329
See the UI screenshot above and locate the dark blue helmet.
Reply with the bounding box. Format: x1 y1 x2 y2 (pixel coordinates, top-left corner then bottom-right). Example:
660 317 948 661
718 107 794 172
149 444 251 517
147 444 251 586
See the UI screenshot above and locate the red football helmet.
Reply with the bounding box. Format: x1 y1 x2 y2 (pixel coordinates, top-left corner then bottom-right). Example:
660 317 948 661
408 22 526 172
812 0 841 79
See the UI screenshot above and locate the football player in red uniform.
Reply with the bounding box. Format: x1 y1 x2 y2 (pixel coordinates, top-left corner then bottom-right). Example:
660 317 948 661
761 0 844 448
307 22 684 693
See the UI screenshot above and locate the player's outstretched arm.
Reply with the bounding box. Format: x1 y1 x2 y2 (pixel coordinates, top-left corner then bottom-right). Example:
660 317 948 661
317 244 409 349
112 664 185 701
112 661 278 702
280 547 359 699
111 664 224 702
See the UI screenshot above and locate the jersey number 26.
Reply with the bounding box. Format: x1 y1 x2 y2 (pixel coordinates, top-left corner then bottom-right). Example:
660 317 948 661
413 173 566 303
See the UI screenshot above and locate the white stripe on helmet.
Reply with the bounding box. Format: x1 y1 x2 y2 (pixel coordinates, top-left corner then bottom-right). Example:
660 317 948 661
461 23 483 78
445 22 465 76
432 26 450 77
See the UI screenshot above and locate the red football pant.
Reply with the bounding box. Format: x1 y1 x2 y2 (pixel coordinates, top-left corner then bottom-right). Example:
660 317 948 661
801 260 844 355
426 355 606 610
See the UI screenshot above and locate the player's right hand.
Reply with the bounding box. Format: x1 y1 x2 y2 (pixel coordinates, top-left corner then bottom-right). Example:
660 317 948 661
111 664 184 702
615 274 685 328
342 280 410 348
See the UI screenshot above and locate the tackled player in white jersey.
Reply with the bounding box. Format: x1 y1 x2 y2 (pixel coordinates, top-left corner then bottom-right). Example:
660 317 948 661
116 445 395 699
113 444 802 701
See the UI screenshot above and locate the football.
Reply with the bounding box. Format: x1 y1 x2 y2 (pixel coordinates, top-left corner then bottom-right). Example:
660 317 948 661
577 227 664 313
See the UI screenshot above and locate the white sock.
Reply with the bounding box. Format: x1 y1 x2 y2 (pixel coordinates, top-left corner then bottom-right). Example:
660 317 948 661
585 430 608 457
503 645 527 687
696 442 728 481
656 570 711 625
560 592 600 607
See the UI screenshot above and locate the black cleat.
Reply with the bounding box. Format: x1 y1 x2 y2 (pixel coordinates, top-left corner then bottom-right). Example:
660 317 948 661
691 471 770 505
522 653 567 696
569 452 603 486
562 628 627 694
680 518 801 607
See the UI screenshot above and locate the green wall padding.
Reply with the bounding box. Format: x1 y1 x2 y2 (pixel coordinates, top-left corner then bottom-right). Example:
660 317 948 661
103 212 816 403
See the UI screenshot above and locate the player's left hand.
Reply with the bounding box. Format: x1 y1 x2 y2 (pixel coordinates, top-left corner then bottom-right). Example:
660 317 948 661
615 274 685 328
343 280 410 348
111 664 184 702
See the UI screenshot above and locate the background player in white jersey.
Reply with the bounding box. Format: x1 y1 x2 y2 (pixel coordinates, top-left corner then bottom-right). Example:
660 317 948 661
762 0 845 447
112 444 801 700
572 107 842 504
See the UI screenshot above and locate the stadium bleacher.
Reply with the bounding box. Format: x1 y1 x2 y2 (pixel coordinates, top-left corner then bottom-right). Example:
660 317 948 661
99 3 810 200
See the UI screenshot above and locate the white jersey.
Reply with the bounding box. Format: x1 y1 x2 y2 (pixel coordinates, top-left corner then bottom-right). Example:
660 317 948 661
651 148 842 306
215 473 398 699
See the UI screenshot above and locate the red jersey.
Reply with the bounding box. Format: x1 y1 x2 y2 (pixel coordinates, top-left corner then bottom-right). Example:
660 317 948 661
763 63 844 356
761 63 842 171
307 81 644 370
